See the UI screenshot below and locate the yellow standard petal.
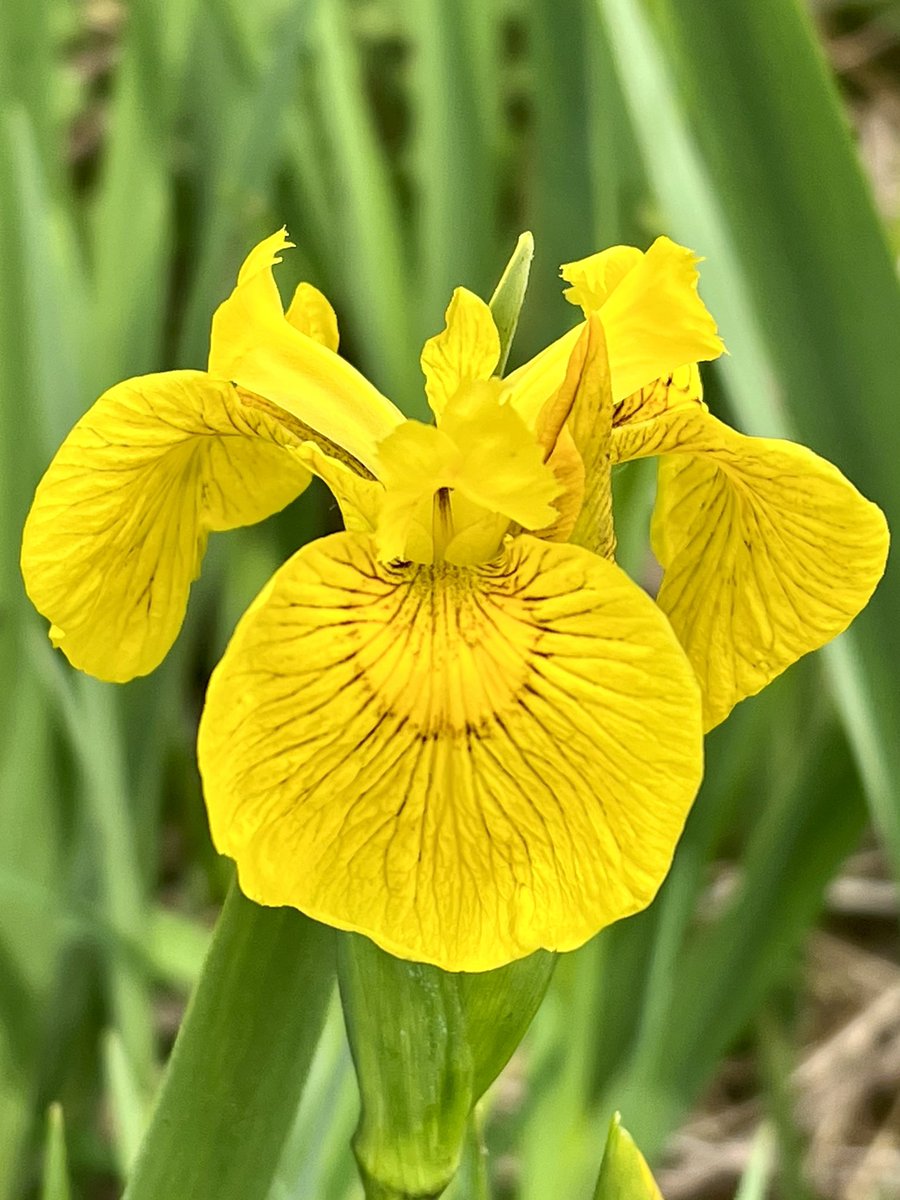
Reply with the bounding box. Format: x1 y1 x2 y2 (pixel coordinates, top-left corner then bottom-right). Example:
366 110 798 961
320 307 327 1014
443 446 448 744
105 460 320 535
617 408 889 729
420 287 501 418
506 236 725 429
285 281 340 352
208 228 403 472
21 371 310 682
197 530 704 972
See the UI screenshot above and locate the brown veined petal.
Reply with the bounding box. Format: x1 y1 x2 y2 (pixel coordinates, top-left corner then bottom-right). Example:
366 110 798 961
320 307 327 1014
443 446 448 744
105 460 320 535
198 530 704 972
616 407 890 730
21 371 310 683
208 228 404 473
420 287 500 419
613 363 703 432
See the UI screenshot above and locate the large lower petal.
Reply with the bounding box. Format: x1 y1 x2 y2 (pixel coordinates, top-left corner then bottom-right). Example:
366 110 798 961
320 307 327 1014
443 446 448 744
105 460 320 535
21 371 310 682
198 531 703 972
208 229 403 473
619 409 889 729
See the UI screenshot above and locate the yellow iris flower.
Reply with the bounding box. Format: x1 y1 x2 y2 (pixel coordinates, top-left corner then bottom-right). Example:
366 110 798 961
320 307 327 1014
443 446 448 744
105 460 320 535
21 230 887 971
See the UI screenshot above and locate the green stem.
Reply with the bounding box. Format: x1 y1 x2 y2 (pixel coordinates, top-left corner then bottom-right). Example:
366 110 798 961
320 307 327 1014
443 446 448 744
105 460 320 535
122 883 334 1200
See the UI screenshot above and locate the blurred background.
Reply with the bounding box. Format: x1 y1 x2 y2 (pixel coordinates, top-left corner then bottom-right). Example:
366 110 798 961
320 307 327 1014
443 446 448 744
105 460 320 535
2 0 900 1196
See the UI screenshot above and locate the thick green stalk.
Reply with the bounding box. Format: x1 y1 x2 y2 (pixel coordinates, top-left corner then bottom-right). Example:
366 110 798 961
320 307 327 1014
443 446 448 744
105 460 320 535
123 885 334 1200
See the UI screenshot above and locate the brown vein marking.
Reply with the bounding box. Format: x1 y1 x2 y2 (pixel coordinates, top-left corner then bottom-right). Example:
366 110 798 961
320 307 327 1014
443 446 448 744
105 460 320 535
613 368 701 428
237 389 375 478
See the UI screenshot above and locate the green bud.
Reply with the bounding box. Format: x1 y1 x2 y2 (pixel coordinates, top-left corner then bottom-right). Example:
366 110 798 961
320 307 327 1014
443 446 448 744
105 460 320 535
489 231 535 375
338 933 555 1199
592 1113 663 1200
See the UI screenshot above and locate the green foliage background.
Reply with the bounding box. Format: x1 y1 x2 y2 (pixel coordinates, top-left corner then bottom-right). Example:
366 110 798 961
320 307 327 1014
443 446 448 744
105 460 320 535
0 0 898 1196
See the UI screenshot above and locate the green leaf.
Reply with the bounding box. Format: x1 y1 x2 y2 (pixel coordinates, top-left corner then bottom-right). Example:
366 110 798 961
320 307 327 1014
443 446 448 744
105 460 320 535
122 885 334 1200
593 1114 662 1200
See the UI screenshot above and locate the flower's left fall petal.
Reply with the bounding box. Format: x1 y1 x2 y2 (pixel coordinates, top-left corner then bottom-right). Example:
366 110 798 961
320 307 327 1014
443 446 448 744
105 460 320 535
621 409 889 730
198 531 704 972
420 287 500 418
21 371 310 682
208 229 403 472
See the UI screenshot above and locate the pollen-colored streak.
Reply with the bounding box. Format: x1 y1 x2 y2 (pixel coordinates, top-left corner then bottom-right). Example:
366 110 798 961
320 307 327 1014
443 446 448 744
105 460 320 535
198 531 703 972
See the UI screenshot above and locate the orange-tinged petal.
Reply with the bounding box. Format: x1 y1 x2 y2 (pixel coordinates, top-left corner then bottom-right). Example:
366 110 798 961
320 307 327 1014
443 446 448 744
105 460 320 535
420 287 500 418
21 371 310 682
198 531 704 972
208 229 403 472
617 408 889 729
552 317 616 559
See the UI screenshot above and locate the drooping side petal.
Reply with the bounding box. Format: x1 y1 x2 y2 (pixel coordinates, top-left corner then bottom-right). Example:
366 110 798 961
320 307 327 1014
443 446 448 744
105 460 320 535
21 371 310 682
197 531 704 972
617 408 889 730
420 287 500 418
208 229 403 472
505 237 724 428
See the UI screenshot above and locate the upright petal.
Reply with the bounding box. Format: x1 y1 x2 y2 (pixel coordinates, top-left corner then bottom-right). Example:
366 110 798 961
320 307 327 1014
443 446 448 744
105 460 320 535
285 281 340 352
420 288 500 418
560 245 643 312
617 408 889 729
208 229 404 472
572 237 724 400
506 237 724 427
550 316 616 559
21 371 310 682
198 531 704 972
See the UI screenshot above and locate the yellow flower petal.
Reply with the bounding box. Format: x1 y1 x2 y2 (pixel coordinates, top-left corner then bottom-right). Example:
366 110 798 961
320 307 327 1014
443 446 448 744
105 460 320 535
420 287 500 418
613 363 703 432
198 531 704 971
555 317 616 559
374 380 561 564
561 245 643 312
21 371 310 682
506 237 724 428
618 408 889 729
285 281 340 352
573 237 724 399
208 229 403 472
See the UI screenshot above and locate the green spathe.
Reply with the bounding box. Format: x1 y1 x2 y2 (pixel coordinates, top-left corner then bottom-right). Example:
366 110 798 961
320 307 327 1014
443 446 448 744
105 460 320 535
593 1113 663 1200
339 933 555 1199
